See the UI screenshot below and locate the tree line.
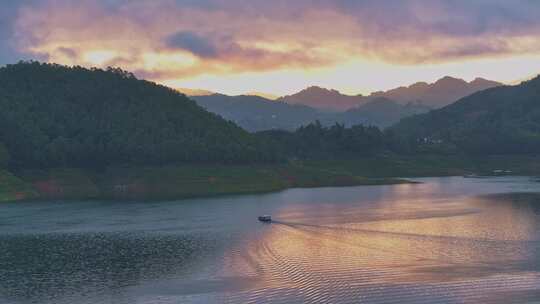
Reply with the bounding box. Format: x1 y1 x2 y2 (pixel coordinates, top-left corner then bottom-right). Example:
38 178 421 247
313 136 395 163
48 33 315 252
258 121 389 160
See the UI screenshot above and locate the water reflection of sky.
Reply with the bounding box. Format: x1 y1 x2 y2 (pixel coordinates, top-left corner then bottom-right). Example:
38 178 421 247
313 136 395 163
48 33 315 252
2 176 540 303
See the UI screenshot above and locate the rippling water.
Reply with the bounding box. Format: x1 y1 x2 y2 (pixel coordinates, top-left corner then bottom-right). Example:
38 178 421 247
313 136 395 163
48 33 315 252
2 176 540 303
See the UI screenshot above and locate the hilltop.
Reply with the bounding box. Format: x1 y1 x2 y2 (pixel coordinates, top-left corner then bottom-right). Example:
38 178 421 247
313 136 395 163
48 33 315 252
0 61 275 168
278 86 364 111
393 76 540 154
371 76 502 108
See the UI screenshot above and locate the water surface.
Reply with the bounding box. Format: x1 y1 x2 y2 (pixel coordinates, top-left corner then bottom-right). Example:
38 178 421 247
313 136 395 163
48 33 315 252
2 176 540 303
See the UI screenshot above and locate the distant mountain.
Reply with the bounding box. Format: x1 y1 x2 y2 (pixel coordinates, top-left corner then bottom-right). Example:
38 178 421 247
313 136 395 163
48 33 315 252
278 86 364 111
194 94 430 131
392 75 540 154
370 76 502 108
277 77 501 111
338 98 431 128
192 94 326 132
191 76 500 133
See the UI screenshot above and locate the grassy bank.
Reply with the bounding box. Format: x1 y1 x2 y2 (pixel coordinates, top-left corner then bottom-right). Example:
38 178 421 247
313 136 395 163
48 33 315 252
5 163 406 202
3 154 540 203
304 155 540 178
0 170 39 202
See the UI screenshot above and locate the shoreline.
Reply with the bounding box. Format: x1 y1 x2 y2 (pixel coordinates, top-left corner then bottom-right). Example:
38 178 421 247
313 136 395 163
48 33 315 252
0 164 411 203
5 179 414 205
2 155 540 203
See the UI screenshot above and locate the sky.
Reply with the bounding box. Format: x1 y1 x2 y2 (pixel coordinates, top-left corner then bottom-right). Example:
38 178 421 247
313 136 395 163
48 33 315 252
2 0 540 96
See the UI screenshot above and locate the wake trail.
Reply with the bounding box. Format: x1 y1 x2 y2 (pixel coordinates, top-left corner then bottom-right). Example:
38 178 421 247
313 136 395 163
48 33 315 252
268 220 535 267
271 220 539 245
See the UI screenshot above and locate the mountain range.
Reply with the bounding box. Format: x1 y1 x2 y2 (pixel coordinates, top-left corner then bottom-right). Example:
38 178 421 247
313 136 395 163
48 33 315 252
192 94 430 132
370 76 502 108
277 86 364 111
191 76 500 132
277 77 501 111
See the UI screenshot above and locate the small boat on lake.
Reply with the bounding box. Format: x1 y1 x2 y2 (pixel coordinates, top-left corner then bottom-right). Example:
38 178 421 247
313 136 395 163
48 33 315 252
258 215 272 222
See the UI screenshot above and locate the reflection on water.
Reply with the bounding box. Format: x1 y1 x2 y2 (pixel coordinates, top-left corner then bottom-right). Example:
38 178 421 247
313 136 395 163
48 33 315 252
2 177 540 303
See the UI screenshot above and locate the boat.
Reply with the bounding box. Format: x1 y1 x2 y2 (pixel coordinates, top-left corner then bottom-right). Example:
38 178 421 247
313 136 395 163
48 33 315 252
258 215 272 222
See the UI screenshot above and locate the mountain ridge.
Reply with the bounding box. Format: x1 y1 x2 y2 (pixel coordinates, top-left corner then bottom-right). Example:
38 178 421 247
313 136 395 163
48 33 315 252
276 76 502 111
371 76 501 108
277 86 364 111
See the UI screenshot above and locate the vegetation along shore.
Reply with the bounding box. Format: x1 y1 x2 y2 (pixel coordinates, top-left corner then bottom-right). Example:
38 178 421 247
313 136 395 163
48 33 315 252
2 62 540 202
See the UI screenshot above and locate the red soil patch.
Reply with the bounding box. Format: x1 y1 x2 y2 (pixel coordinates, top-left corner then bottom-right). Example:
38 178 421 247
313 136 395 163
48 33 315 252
34 180 64 196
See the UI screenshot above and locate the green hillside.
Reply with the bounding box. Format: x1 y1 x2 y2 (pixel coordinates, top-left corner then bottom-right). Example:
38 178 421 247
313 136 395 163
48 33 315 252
393 76 540 154
0 62 275 168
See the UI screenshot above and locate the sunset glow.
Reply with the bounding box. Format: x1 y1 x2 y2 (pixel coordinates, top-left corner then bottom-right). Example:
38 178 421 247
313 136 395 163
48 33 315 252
2 0 540 95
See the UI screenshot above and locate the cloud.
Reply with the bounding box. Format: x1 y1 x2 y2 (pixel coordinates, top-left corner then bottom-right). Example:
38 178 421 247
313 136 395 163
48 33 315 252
0 1 40 64
56 47 77 59
4 0 540 85
166 31 218 58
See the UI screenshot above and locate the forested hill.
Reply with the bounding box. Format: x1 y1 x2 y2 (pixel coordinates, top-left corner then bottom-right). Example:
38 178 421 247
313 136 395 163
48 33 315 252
0 62 276 168
392 75 540 154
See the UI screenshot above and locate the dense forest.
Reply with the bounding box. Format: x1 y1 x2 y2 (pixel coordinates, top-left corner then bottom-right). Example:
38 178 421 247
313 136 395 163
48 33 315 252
258 121 388 159
0 62 278 168
393 76 540 154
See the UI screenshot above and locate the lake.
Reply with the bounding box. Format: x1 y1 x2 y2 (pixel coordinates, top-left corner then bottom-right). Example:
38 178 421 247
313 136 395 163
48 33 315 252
2 176 540 303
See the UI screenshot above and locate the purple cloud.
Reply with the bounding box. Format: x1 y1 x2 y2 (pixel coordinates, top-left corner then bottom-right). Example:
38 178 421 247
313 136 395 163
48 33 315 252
166 31 219 58
4 0 540 70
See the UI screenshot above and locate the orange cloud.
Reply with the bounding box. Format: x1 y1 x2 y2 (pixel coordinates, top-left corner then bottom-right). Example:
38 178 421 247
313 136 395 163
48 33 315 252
13 1 351 83
8 0 540 94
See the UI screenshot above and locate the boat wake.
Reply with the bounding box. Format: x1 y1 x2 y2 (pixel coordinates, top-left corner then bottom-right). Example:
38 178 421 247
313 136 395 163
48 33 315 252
220 218 540 303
